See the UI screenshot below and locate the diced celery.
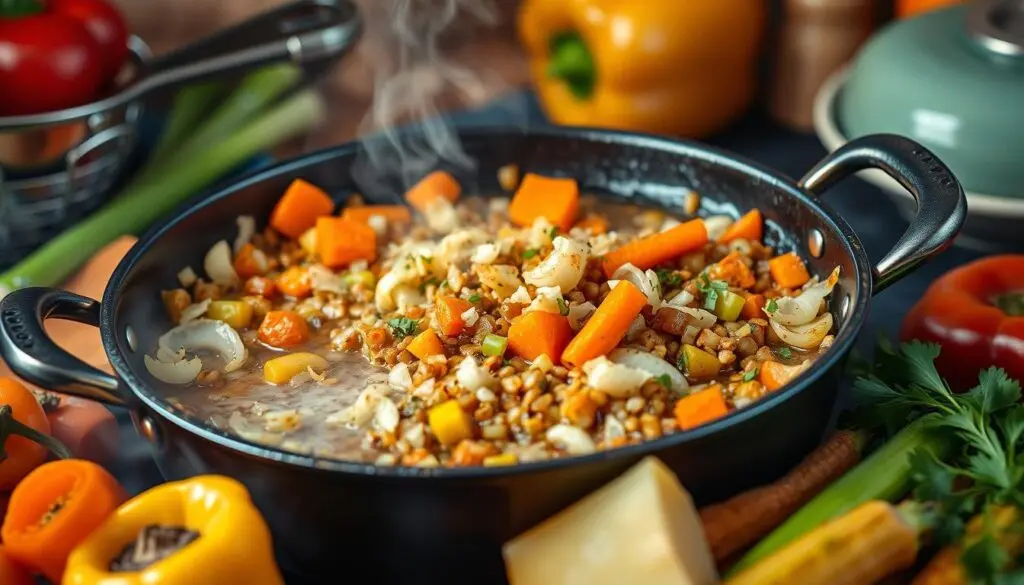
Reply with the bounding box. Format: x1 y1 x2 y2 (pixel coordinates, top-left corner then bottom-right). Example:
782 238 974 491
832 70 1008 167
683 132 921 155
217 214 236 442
482 334 509 357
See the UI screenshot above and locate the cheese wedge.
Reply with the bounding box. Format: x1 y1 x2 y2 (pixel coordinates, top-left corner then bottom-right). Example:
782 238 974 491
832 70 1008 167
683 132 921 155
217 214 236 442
503 457 718 585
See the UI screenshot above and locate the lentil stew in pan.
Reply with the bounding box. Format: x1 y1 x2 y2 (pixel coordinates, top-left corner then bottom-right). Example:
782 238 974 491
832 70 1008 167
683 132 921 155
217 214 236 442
146 167 842 467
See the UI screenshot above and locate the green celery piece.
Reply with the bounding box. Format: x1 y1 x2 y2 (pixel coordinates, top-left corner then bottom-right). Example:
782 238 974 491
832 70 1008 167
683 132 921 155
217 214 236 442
149 82 227 164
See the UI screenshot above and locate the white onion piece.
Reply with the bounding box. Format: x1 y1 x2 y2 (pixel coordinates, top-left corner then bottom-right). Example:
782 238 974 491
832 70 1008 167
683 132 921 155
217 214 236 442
703 215 734 241
665 290 695 308
393 285 427 310
546 424 596 455
228 412 283 445
677 306 717 330
234 215 256 253
388 363 413 390
308 264 346 294
608 348 688 394
143 354 202 385
367 215 388 236
509 286 532 304
567 301 596 330
772 267 841 327
457 357 498 391
326 383 387 428
770 313 834 350
478 265 523 298
523 236 588 293
425 198 458 233
179 298 210 324
611 263 661 308
524 286 563 315
471 243 500 265
582 356 652 398
158 318 247 372
374 397 400 432
177 266 197 288
681 325 701 345
203 240 239 286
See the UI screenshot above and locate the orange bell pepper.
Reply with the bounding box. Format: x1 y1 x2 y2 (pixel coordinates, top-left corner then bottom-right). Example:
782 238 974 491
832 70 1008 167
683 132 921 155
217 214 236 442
896 0 964 18
0 545 33 585
518 1 766 139
1 459 126 584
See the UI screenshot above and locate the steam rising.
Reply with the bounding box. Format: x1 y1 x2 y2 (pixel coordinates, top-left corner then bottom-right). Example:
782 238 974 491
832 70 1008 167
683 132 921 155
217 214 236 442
352 0 521 198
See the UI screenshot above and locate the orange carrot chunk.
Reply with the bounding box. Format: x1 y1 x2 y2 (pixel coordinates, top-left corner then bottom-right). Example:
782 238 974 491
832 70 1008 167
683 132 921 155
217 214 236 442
718 208 763 243
405 171 461 212
709 251 756 289
436 296 474 337
341 205 412 225
674 385 729 430
316 217 377 269
574 214 609 235
269 179 335 238
508 312 573 362
408 329 445 360
741 293 766 320
561 281 648 368
508 173 580 232
769 252 811 289
602 218 709 278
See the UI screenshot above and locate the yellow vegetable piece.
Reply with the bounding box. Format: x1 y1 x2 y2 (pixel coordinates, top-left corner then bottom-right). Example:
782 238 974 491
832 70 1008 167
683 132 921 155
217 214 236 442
428 399 474 446
298 226 318 256
263 352 329 385
407 329 445 360
681 344 721 379
504 457 717 585
714 290 745 322
483 453 518 467
342 269 376 289
206 300 254 329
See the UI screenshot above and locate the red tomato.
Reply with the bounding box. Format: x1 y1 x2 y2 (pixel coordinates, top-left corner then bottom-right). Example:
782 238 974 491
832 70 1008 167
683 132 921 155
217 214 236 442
47 0 130 79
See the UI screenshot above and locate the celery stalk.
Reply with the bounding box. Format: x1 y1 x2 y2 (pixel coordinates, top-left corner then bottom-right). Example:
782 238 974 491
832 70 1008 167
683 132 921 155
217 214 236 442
0 90 325 293
149 81 227 163
726 415 951 575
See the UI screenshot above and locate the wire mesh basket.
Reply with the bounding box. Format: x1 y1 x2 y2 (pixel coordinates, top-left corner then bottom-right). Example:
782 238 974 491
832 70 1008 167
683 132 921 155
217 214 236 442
0 0 362 270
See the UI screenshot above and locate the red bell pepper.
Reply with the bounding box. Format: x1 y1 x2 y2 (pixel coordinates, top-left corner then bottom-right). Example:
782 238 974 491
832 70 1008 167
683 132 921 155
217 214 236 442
0 0 128 116
901 255 1024 392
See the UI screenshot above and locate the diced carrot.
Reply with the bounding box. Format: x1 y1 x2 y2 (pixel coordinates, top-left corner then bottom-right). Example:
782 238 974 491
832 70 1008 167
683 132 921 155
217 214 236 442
508 173 580 232
673 385 729 430
742 293 766 320
408 329 445 360
710 251 756 288
316 217 378 269
233 243 267 279
436 296 473 337
574 214 609 235
341 205 412 225
244 276 277 298
718 209 763 243
405 171 461 212
760 360 811 392
508 311 573 362
602 218 709 278
269 179 335 238
275 266 312 298
769 252 811 289
561 281 648 367
257 310 310 348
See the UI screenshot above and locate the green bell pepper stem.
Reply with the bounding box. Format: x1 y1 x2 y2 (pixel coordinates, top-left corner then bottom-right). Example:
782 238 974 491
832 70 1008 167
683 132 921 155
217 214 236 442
0 0 43 17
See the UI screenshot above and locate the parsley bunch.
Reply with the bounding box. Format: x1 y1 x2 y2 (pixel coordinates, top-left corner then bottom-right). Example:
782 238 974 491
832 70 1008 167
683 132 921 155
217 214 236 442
853 340 1024 584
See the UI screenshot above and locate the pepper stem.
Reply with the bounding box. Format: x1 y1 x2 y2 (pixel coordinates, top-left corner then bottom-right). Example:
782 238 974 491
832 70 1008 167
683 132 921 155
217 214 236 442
547 31 596 101
0 404 72 460
994 293 1024 317
0 0 44 17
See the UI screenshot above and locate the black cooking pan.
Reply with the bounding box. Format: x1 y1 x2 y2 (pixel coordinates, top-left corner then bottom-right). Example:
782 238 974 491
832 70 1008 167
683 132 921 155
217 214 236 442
0 127 965 584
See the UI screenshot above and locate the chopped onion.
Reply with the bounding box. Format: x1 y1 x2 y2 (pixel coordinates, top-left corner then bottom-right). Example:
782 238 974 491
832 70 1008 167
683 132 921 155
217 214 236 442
373 397 400 432
546 424 596 455
425 198 458 233
523 236 588 293
772 267 841 327
677 306 717 330
367 215 388 236
509 286 531 304
393 285 427 310
388 363 413 390
611 263 661 308
471 243 500 265
478 264 523 298
525 286 563 315
665 290 695 308
143 354 202 385
157 318 247 372
582 356 652 398
308 264 346 294
567 301 596 330
234 215 256 253
203 240 239 286
461 306 479 327
177 266 197 288
457 356 498 391
326 383 387 428
608 348 688 394
703 215 734 241
603 415 626 442
681 325 701 345
770 313 834 350
179 298 210 324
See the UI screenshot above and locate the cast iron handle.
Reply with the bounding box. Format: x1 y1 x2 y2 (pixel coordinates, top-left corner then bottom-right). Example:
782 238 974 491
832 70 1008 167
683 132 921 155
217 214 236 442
798 134 967 292
0 288 125 406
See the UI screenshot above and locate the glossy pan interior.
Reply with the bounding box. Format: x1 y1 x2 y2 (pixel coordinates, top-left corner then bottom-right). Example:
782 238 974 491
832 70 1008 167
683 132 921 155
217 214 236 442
0 127 965 584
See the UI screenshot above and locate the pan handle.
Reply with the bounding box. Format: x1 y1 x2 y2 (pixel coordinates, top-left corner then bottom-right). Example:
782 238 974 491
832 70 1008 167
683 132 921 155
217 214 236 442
798 134 967 292
0 288 125 407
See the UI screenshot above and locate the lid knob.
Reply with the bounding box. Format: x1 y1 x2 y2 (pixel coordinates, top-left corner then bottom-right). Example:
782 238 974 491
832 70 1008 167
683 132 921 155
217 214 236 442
967 0 1024 58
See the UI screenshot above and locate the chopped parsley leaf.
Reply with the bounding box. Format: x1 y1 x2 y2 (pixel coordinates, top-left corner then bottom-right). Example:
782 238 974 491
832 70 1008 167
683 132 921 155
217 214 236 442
655 268 683 289
522 248 539 259
468 294 482 303
548 226 559 240
743 368 759 382
697 273 728 311
776 346 793 359
765 298 779 313
387 317 419 338
556 297 570 316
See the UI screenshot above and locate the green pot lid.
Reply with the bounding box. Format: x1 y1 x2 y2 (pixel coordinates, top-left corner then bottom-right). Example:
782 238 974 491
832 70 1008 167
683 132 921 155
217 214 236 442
839 0 1024 199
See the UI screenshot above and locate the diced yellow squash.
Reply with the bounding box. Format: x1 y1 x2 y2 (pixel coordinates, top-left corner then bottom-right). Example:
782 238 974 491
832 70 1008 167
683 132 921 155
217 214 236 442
483 453 518 467
681 344 721 379
503 457 718 585
408 329 444 360
264 352 329 384
299 226 318 256
206 300 254 329
428 399 473 446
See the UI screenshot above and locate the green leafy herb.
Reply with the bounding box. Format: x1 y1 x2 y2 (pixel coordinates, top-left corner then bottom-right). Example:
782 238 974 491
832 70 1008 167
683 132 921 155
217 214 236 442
522 248 539 260
654 374 672 389
556 297 570 316
468 294 482 303
743 368 759 382
439 279 449 289
676 350 687 372
387 317 420 338
548 226 559 240
852 341 1024 583
696 273 728 311
655 268 682 289
765 298 778 314
776 346 792 360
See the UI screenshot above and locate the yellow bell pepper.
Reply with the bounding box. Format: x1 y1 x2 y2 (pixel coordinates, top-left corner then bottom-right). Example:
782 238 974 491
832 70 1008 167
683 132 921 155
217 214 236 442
62 476 284 585
518 1 766 139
